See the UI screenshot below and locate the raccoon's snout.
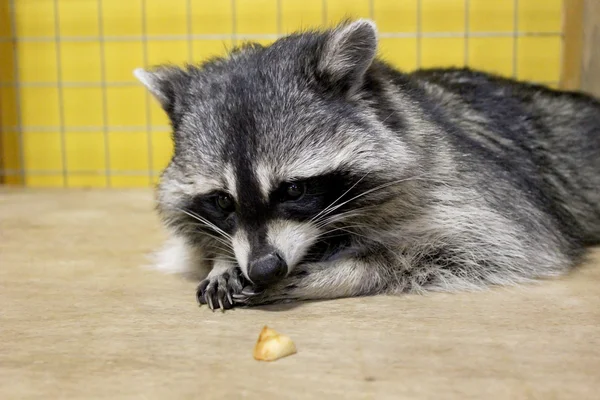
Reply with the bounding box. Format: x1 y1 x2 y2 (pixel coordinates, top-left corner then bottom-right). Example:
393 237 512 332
248 252 288 285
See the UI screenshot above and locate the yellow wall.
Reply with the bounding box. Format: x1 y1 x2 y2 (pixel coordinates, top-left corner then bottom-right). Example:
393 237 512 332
0 0 564 188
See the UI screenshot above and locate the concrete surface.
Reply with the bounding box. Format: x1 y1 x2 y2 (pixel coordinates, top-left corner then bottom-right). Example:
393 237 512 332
1 189 599 399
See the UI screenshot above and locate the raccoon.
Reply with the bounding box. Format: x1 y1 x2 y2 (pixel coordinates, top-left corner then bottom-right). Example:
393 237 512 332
135 20 600 310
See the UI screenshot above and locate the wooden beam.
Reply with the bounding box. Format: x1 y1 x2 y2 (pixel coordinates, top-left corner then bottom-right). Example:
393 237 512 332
560 0 585 90
580 0 600 96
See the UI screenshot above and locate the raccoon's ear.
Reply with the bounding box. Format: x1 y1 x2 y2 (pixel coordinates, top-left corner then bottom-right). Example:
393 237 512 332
133 66 188 115
317 19 378 94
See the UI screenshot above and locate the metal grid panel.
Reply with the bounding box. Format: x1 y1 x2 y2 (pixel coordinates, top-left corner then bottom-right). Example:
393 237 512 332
0 0 565 187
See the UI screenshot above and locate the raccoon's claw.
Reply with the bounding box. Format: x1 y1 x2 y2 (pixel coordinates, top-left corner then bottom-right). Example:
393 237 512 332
197 278 234 311
230 285 261 303
232 273 308 306
196 267 245 311
196 279 209 305
241 287 258 296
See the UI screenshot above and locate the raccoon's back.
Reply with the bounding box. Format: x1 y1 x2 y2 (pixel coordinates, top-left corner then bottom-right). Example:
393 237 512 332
410 67 600 244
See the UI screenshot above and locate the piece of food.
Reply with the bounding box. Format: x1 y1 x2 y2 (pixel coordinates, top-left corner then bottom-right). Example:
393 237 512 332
253 326 297 361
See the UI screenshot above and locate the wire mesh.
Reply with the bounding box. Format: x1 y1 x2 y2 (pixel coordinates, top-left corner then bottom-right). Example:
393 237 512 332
0 0 566 188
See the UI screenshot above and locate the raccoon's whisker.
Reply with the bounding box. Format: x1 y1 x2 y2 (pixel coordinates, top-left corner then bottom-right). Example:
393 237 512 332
325 226 371 240
292 224 370 254
313 233 351 241
208 238 235 252
179 218 235 249
208 243 237 256
317 225 368 238
180 223 233 247
381 111 395 124
316 209 371 227
310 218 398 256
310 172 371 224
183 224 235 251
327 226 398 255
206 235 235 251
207 242 231 250
177 208 232 240
182 211 233 242
316 214 366 230
208 251 237 260
314 173 431 223
314 175 426 223
314 207 378 229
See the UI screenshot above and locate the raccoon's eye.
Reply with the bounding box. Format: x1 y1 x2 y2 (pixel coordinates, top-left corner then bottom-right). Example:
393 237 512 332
216 193 235 213
283 181 305 201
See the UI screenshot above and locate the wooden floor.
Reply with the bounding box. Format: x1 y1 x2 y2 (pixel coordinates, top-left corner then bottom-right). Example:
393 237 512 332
1 188 599 399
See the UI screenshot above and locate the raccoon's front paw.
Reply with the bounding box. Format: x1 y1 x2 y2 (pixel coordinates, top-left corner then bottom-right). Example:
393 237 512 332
196 267 246 311
232 275 303 307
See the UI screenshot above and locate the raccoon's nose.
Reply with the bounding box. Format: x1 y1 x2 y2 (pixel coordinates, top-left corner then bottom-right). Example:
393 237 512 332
248 253 287 285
